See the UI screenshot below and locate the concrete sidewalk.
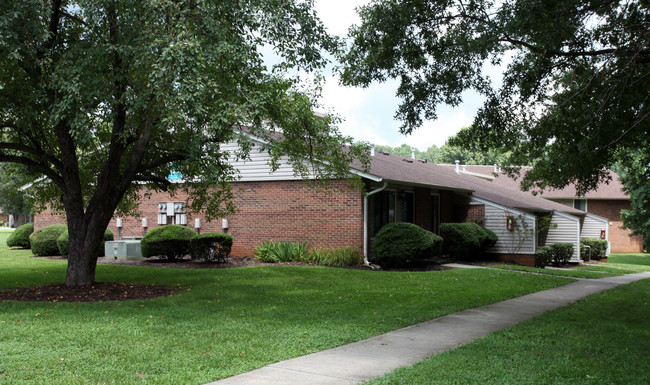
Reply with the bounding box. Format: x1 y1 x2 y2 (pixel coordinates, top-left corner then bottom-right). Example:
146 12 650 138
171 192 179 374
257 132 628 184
206 271 650 385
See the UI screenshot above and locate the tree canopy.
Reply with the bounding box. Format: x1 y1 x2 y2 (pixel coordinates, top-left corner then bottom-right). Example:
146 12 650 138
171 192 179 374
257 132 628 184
341 0 649 195
618 151 650 251
0 164 33 224
0 0 367 285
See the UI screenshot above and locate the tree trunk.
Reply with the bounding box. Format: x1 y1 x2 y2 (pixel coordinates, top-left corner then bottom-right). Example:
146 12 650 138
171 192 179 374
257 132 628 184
64 208 112 286
65 247 98 286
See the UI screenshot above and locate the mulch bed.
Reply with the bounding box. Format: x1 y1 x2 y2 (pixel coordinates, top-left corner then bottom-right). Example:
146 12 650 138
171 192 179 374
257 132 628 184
0 281 174 302
1 255 451 303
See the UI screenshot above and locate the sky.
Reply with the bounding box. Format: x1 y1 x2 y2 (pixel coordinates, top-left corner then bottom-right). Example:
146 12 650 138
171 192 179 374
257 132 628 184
313 0 486 150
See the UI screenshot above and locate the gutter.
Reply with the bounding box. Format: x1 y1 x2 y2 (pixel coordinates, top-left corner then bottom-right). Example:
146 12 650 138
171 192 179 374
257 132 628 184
363 181 388 268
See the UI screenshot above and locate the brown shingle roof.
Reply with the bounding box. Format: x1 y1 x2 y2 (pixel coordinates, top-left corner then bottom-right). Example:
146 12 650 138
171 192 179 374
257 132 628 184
353 153 585 215
438 164 629 200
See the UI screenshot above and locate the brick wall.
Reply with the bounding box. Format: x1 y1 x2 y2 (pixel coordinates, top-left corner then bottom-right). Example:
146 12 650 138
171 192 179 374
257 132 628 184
452 204 486 226
35 180 365 257
588 200 644 253
466 205 485 226
494 253 535 267
34 209 66 230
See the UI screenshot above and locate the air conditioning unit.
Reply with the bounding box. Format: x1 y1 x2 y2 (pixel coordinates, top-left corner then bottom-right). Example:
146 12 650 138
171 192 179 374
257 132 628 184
174 202 186 213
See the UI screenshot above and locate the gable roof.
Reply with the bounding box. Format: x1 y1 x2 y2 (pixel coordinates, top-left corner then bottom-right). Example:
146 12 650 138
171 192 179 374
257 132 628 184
354 151 473 193
352 152 585 216
438 164 629 200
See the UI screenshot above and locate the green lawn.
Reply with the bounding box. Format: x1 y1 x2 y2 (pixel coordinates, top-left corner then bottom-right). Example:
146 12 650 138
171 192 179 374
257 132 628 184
0 232 573 384
608 252 650 266
367 278 650 385
491 253 650 279
489 264 627 278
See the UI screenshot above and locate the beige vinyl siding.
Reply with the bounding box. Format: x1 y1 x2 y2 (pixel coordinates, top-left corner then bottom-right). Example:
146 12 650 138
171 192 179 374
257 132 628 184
473 198 536 255
581 214 608 238
222 141 315 181
581 213 610 255
544 211 581 261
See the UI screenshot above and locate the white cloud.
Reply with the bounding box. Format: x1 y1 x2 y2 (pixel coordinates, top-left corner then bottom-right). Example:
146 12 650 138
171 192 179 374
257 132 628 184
311 0 504 150
315 0 367 36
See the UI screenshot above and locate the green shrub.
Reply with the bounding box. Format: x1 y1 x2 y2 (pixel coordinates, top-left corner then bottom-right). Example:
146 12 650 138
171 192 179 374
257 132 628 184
372 222 443 268
550 242 574 265
302 247 362 267
6 222 34 248
190 233 233 262
140 225 198 260
535 246 552 268
440 222 498 261
480 226 499 249
580 238 608 260
57 228 114 257
29 224 68 256
254 240 307 263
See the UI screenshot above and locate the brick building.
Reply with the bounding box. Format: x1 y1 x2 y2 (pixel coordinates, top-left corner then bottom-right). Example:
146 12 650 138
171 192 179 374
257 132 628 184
35 138 604 266
443 164 643 253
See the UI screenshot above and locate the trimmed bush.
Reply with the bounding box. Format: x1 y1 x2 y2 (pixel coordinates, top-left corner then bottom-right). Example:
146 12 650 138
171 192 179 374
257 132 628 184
6 222 34 248
372 222 443 268
550 242 574 265
29 224 68 256
57 228 114 257
302 247 363 267
190 233 233 262
480 226 499 249
140 225 198 260
535 246 552 268
439 222 498 261
580 238 608 261
255 240 307 263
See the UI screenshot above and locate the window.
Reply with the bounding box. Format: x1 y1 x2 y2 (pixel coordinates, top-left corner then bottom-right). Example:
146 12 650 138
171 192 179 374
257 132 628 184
369 191 395 236
431 194 440 234
400 191 414 223
573 199 587 212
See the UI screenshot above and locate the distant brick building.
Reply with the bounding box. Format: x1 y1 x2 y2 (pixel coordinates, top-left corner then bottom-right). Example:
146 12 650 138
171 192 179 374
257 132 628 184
441 164 643 254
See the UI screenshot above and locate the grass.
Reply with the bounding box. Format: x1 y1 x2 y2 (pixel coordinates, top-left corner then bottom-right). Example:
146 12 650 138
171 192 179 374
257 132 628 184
608 252 650 266
489 264 625 278
366 278 650 385
0 232 573 384
491 253 650 278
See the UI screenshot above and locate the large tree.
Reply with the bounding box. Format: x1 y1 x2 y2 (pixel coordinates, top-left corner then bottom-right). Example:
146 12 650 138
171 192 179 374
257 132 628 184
0 0 367 286
341 0 649 195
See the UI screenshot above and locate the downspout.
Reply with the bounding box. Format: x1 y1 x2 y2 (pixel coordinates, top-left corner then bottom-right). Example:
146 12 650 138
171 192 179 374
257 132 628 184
363 181 388 268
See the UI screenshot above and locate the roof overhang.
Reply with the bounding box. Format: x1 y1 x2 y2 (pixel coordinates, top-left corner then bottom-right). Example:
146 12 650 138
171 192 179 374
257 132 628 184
363 176 474 194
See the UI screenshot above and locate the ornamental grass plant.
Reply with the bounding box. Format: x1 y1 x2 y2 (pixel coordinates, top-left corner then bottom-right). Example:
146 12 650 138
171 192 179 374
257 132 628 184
254 240 307 262
302 246 363 267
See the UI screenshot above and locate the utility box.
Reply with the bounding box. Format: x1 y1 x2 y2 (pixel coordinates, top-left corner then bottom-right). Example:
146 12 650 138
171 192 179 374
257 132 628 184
105 240 143 260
